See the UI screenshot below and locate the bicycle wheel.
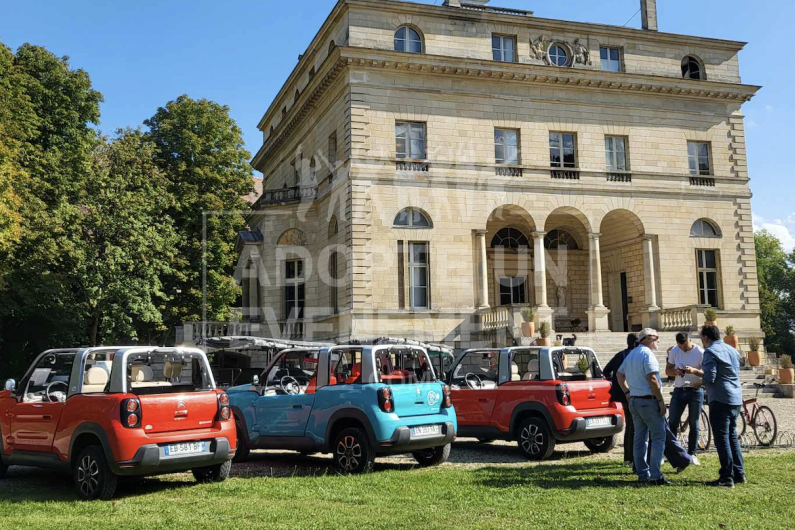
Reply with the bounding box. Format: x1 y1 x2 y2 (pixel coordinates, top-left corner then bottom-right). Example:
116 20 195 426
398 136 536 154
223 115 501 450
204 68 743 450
752 406 778 446
738 410 747 438
698 409 711 451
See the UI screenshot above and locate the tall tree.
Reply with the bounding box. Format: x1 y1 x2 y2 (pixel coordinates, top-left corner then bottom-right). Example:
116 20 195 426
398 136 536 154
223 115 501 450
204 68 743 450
144 96 253 336
755 230 795 355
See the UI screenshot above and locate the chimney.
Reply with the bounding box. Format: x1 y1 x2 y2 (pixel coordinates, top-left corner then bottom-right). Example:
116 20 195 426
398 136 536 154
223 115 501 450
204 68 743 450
640 0 658 31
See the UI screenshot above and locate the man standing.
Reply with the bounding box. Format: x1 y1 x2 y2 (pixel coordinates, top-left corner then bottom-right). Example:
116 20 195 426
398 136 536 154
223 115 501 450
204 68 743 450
603 333 638 467
666 332 705 456
683 325 745 487
617 328 669 486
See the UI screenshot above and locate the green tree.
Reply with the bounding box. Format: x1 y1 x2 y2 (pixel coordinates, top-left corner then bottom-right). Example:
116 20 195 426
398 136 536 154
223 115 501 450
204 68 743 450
76 130 178 346
144 96 253 337
755 230 795 355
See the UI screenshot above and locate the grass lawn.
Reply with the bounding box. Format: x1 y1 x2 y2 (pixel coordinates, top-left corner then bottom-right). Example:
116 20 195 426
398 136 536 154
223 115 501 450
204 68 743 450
1 452 793 530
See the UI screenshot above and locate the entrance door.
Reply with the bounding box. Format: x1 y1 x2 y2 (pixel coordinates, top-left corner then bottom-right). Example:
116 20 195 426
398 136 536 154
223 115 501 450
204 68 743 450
620 272 630 332
609 272 630 332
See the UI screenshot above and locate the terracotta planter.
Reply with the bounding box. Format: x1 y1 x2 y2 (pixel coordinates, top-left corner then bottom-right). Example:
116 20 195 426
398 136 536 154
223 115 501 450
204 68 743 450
725 335 738 349
780 368 795 385
748 351 762 367
536 337 551 347
521 322 535 337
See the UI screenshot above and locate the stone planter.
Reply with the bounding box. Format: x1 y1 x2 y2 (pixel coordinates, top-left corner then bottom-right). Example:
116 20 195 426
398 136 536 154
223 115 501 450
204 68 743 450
536 337 551 347
748 351 762 367
521 322 535 337
780 368 795 385
725 335 738 349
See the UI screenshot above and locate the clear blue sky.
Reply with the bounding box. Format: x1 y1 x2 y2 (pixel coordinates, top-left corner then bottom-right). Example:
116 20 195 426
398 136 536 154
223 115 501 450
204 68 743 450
2 0 793 248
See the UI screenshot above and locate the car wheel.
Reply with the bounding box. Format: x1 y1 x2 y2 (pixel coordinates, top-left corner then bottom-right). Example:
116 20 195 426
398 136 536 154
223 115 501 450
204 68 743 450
233 421 250 463
517 417 555 461
412 443 451 467
333 427 374 474
584 436 617 453
192 460 232 483
74 445 118 501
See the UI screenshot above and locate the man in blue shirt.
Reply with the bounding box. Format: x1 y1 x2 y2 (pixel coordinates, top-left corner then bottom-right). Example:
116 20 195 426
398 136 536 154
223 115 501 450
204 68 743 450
617 328 669 485
683 325 745 487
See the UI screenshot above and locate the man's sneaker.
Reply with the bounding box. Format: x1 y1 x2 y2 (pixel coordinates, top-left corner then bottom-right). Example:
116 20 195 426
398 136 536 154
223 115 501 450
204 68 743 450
691 455 701 466
649 477 671 486
733 475 746 484
707 479 734 488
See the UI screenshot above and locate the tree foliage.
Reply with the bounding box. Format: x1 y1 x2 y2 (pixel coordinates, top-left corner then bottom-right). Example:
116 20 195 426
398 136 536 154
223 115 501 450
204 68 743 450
755 230 795 355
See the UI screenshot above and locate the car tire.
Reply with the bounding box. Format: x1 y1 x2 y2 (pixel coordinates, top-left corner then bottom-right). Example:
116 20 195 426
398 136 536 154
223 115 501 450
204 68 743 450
233 421 250 463
74 445 118 501
517 417 555 461
412 443 451 467
192 460 232 483
584 435 617 454
332 427 374 474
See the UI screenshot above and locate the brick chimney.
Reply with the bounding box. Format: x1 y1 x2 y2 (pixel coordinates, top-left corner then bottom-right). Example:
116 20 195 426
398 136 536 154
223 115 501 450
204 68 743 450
641 0 658 31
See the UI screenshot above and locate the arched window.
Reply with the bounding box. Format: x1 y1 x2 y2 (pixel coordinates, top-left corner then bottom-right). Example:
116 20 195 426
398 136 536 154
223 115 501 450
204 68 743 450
682 56 705 80
691 219 720 238
544 229 579 250
394 26 422 54
393 208 431 228
491 228 530 250
549 44 569 67
329 216 339 237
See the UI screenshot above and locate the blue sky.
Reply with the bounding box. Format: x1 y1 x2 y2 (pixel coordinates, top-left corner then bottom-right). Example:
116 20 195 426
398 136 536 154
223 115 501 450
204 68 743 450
1 0 793 248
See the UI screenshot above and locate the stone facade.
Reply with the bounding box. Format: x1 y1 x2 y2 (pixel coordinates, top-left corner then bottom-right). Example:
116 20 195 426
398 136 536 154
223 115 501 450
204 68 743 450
213 0 763 351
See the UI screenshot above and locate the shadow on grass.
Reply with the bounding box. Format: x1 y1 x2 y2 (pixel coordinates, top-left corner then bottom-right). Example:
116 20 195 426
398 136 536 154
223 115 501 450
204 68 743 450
450 438 597 464
231 450 418 479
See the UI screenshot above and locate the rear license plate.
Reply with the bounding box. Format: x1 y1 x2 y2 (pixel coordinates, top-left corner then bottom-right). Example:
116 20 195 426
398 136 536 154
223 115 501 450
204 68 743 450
586 417 612 428
411 424 441 437
164 441 206 456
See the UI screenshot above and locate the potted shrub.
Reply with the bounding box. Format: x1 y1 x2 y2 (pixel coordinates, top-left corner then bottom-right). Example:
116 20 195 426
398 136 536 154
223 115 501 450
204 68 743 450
724 325 739 349
537 321 551 347
704 308 718 326
780 354 794 385
520 307 535 338
747 338 762 367
576 356 590 376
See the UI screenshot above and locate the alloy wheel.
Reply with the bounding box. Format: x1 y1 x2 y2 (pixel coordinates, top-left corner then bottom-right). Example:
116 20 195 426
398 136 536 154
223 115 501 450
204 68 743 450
336 435 362 471
520 424 543 455
77 455 100 497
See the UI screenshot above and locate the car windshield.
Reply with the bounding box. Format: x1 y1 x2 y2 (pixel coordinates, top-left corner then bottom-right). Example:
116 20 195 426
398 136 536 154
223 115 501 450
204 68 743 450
553 349 603 381
263 351 319 394
24 353 75 403
376 348 436 384
126 351 213 395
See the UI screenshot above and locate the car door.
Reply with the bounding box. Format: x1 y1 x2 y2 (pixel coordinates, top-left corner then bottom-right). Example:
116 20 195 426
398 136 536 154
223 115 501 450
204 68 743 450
448 350 499 426
9 353 74 452
254 393 315 436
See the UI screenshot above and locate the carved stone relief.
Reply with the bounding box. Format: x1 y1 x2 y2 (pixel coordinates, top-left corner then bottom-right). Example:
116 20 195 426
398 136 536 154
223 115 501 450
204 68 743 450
529 36 591 67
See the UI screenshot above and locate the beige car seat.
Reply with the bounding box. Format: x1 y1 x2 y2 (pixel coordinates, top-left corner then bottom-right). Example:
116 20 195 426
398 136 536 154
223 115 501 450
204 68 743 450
511 362 521 381
82 367 109 393
523 359 540 380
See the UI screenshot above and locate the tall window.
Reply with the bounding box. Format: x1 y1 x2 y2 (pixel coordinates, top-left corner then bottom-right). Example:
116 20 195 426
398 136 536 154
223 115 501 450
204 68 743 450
492 35 516 62
687 142 711 176
329 253 339 314
495 129 520 165
499 277 527 306
605 136 628 171
292 159 300 186
682 56 704 80
395 26 422 53
284 259 305 319
409 242 429 309
549 132 576 168
396 122 426 160
600 47 622 72
328 132 337 167
696 250 719 307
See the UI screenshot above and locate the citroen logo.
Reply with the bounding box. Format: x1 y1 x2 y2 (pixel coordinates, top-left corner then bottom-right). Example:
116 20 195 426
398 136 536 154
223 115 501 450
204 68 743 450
178 400 186 409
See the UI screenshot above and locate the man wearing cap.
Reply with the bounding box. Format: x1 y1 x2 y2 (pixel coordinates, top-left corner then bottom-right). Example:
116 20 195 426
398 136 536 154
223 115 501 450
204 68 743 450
666 332 705 456
617 328 669 485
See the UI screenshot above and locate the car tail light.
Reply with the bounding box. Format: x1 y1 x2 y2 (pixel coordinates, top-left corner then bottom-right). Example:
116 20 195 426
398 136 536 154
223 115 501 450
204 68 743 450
441 384 452 408
217 393 232 421
377 387 394 413
556 383 571 407
120 398 141 428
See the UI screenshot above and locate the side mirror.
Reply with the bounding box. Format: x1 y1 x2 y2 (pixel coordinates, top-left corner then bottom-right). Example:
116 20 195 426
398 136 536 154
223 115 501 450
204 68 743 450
252 375 259 386
4 379 16 392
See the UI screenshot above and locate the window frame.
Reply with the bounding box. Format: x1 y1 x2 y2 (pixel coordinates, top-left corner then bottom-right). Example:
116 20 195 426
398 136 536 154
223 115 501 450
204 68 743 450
284 259 305 320
495 128 521 166
549 132 577 169
395 122 427 160
408 241 430 309
394 26 423 54
499 276 527 306
687 141 712 176
604 136 629 171
491 227 530 250
600 46 623 72
695 249 720 308
682 56 705 80
548 44 569 67
492 34 517 63
329 252 339 315
393 208 432 228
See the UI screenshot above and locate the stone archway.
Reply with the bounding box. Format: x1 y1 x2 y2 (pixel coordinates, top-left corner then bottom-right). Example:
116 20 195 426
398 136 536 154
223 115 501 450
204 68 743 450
484 206 537 309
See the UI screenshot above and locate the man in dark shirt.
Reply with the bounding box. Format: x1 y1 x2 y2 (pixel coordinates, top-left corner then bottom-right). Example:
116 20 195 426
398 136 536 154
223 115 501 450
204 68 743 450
603 333 638 466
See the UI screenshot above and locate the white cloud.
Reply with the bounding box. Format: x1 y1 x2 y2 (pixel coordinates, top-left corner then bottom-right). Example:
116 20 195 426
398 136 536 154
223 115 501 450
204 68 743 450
754 213 795 252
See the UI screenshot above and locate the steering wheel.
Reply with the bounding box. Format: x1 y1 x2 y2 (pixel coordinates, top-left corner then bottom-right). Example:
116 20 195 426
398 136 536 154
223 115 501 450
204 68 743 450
465 373 484 390
46 381 68 403
280 375 301 395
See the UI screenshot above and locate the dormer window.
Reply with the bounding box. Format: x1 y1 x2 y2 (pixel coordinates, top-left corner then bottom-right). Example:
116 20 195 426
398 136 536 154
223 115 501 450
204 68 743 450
682 56 705 80
395 26 422 53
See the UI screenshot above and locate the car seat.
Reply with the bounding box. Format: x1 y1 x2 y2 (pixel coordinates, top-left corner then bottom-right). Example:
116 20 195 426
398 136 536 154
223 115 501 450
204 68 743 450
82 367 109 393
523 359 540 380
511 362 521 381
345 363 362 384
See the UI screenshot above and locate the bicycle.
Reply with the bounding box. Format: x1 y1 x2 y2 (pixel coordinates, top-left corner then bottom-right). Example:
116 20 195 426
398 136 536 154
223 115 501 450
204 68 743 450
667 404 711 451
738 383 777 446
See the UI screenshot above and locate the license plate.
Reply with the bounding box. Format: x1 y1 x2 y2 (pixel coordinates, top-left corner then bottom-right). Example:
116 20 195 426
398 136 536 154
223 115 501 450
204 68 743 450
586 417 612 428
164 441 206 456
411 424 442 437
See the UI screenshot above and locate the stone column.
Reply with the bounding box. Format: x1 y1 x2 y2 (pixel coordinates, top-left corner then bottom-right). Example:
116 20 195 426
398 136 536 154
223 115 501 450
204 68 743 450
642 235 660 328
586 232 610 331
531 232 554 332
474 230 489 309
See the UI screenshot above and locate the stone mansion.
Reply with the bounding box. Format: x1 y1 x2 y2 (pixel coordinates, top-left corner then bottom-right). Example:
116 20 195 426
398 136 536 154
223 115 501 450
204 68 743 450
183 0 763 352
